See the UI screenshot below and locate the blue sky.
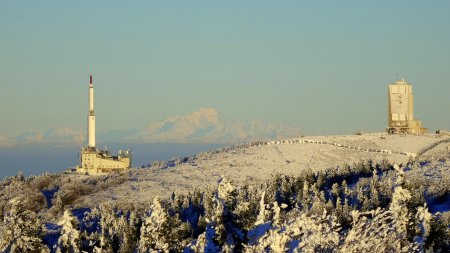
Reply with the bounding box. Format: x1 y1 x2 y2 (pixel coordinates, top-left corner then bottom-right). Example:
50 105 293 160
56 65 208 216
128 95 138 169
1 1 449 137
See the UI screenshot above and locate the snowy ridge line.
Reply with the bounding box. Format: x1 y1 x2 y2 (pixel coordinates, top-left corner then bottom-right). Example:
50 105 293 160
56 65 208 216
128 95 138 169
416 137 450 158
148 135 426 169
265 138 417 158
225 137 417 158
223 137 409 158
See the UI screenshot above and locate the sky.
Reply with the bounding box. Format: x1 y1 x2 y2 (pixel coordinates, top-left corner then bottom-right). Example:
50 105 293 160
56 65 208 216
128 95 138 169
1 1 449 138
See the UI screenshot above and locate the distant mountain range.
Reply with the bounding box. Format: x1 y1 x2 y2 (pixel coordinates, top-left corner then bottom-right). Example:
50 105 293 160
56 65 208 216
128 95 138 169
0 135 16 148
0 108 302 147
14 127 85 147
127 108 302 144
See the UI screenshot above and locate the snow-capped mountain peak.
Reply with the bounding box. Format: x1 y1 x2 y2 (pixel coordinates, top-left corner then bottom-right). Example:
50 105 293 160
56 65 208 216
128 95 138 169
128 108 301 144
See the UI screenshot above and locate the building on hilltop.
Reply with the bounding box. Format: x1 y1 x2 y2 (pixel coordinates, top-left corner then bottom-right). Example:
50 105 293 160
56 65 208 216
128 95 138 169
386 78 427 135
75 75 131 175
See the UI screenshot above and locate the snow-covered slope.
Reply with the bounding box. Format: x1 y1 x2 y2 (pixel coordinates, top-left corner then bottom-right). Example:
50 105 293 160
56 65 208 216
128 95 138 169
75 133 449 207
3 132 450 252
126 108 302 143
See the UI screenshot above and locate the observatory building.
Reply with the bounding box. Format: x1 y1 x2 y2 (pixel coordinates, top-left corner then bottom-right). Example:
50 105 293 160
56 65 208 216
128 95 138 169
75 75 131 175
386 78 427 135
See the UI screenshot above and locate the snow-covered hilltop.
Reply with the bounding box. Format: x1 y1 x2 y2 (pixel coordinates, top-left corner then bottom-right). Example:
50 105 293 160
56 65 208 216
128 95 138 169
77 133 449 206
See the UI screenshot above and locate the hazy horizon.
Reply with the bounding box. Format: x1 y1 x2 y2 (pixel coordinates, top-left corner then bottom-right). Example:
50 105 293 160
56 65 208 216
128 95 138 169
0 142 226 178
1 1 449 143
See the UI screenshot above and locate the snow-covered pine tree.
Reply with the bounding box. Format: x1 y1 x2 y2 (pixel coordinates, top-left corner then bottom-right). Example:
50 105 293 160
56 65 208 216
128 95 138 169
414 204 432 251
341 208 417 252
169 212 192 251
310 184 326 216
97 204 116 253
202 176 246 251
139 196 171 252
317 171 326 187
334 195 346 227
369 169 381 209
232 185 256 231
217 176 236 206
0 175 47 219
271 201 281 228
254 191 269 226
390 164 412 238
356 183 367 210
187 224 219 253
247 208 341 252
331 183 340 204
79 206 103 251
342 180 350 198
246 191 272 247
117 211 139 253
55 210 81 253
0 197 49 253
300 180 311 211
279 176 294 206
287 209 340 252
245 227 289 252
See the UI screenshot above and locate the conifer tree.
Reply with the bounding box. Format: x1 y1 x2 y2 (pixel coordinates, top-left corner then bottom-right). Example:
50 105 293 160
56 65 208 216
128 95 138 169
139 197 171 252
0 197 49 253
288 210 340 252
55 210 81 253
271 201 281 228
390 164 412 237
342 180 350 197
117 211 138 253
310 185 326 215
254 191 269 226
342 208 417 252
188 225 219 253
369 169 381 209
331 183 340 203
414 204 432 251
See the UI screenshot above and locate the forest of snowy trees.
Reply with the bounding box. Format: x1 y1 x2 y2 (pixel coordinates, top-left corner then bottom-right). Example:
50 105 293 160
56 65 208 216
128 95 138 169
0 159 450 252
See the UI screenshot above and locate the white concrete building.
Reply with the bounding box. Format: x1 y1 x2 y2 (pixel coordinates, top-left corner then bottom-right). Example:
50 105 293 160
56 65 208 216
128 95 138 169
75 75 131 175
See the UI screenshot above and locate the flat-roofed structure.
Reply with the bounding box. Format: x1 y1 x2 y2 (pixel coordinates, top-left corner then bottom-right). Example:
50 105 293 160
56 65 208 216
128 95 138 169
387 78 427 134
